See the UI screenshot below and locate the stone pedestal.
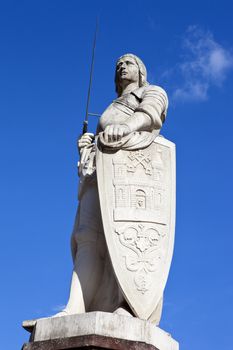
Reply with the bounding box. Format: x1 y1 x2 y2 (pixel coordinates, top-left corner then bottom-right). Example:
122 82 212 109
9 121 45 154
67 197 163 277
22 312 178 350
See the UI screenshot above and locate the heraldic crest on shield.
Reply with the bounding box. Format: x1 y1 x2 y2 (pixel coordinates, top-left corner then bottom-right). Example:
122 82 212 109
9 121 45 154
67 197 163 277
97 136 175 320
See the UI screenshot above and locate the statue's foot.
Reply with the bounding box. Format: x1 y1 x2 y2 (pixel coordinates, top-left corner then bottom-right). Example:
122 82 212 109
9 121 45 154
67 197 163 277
52 309 69 318
113 307 133 318
52 307 85 318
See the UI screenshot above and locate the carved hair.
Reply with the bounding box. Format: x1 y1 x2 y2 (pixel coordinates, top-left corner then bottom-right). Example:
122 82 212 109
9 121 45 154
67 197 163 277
115 54 148 97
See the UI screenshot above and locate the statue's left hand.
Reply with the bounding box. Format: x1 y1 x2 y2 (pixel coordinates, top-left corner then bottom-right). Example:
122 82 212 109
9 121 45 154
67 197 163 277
103 124 131 143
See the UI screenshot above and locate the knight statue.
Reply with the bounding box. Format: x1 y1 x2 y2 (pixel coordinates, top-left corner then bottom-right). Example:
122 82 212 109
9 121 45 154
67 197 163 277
55 53 176 325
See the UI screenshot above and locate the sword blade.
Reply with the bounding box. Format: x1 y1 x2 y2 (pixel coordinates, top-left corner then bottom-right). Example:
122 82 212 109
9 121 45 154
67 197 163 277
83 19 98 134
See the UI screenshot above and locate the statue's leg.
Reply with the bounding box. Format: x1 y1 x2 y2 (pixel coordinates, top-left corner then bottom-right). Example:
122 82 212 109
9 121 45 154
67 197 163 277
63 269 85 314
62 234 105 315
54 184 105 316
89 247 125 312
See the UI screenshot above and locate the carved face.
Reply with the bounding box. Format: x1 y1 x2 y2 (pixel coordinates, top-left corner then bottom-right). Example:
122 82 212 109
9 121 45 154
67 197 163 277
116 56 139 84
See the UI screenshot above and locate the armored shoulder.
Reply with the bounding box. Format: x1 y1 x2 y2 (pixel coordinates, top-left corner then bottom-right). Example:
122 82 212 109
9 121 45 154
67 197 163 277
132 85 168 128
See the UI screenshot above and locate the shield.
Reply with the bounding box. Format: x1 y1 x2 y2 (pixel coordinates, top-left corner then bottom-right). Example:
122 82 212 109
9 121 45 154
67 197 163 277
96 136 176 320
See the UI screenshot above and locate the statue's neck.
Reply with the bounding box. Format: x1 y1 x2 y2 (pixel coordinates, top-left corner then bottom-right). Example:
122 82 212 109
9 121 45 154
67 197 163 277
121 82 139 96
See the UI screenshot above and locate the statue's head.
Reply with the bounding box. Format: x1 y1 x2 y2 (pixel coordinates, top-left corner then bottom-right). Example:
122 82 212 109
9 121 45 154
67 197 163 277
115 54 148 97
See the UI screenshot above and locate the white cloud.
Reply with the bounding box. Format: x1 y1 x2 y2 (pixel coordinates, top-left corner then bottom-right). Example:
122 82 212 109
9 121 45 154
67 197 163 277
173 82 208 102
171 25 233 102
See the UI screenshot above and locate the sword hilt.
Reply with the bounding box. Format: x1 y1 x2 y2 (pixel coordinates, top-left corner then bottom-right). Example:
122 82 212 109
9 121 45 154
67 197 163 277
82 120 88 135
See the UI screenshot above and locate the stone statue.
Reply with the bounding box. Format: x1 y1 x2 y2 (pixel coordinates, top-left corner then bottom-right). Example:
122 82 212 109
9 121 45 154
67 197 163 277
22 53 178 350
54 54 175 325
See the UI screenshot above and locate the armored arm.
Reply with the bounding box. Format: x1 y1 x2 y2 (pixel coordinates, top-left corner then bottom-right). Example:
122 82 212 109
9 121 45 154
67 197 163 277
101 85 168 144
125 85 168 133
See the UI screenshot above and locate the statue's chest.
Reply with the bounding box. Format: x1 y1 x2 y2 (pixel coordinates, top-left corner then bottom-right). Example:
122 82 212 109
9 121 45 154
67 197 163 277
99 93 140 130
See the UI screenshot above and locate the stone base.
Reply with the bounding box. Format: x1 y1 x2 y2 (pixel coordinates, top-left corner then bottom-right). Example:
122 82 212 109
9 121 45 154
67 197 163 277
22 312 179 350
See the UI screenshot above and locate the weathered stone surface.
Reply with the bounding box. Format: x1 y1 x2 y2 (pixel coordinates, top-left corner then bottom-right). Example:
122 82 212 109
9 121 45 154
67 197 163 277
23 319 37 332
22 312 178 350
22 334 160 350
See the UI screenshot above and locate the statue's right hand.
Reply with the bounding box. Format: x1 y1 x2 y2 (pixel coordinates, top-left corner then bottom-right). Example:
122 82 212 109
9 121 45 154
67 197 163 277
77 133 95 151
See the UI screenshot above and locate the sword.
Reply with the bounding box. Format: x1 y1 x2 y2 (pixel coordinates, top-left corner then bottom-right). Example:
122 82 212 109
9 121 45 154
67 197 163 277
82 19 99 135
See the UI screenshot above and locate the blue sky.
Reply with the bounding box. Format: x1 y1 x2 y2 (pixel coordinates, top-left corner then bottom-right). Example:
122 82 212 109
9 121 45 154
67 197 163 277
0 0 233 349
